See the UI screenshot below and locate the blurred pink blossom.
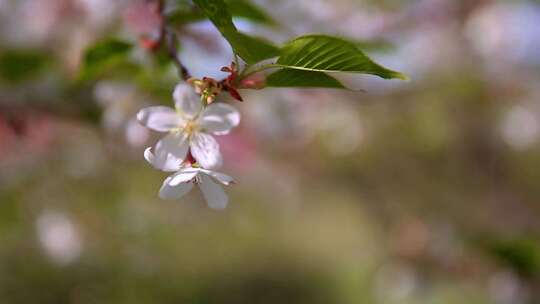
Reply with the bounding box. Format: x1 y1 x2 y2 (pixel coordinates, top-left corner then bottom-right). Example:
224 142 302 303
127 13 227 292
122 0 162 40
0 112 57 162
216 131 257 172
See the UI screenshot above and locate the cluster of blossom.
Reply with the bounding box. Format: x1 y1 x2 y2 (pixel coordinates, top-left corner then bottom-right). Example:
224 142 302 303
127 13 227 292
136 81 240 209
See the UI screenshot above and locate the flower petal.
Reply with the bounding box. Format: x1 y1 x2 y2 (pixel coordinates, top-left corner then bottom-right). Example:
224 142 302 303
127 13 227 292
173 83 202 119
144 147 157 164
199 174 228 209
199 169 235 185
168 168 199 186
159 175 194 200
146 133 189 171
199 103 240 135
190 132 222 169
137 106 182 132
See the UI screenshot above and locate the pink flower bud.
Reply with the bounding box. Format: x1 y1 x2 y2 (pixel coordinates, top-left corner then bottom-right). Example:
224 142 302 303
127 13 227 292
240 73 266 90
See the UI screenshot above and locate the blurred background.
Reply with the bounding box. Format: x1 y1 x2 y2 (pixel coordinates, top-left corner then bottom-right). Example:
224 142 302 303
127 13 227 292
1 0 540 303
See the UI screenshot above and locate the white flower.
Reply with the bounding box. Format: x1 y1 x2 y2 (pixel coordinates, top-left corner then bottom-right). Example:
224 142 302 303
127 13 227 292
156 163 235 209
137 83 240 170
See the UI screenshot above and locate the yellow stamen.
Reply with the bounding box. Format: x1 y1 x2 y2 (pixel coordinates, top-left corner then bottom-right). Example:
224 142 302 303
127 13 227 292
183 120 198 135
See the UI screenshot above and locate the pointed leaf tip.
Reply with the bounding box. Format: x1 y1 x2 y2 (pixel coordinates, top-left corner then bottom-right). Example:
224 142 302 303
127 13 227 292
277 34 407 81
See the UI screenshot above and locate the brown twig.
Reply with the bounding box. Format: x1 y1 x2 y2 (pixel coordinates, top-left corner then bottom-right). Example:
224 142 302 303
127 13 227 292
154 0 191 81
164 30 191 80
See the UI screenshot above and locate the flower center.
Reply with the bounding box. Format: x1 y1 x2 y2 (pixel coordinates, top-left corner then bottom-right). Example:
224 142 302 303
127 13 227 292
183 120 198 135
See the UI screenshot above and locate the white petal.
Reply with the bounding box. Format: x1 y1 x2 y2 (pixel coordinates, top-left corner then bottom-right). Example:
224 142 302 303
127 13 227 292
190 132 222 169
199 174 228 209
146 133 189 171
173 83 202 119
199 103 240 135
136 106 182 132
159 176 194 200
168 168 200 186
144 147 157 164
199 169 235 185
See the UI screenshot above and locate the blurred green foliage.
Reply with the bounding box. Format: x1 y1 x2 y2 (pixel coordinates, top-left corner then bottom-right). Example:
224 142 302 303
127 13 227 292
0 50 51 83
79 39 135 81
487 238 540 278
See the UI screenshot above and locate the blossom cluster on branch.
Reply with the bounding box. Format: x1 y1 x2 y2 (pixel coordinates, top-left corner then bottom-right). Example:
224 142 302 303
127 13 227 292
129 0 406 208
138 82 239 209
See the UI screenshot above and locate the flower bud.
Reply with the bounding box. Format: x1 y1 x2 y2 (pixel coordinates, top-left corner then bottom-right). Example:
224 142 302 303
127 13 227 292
240 73 266 90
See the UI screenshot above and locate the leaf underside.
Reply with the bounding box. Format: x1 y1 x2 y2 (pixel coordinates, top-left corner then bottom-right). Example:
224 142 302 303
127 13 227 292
266 69 345 89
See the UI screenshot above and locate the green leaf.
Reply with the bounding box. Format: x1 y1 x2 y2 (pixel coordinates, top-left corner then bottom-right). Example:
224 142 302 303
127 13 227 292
192 0 236 32
0 50 50 83
192 0 280 63
225 0 276 25
266 69 345 89
277 34 407 80
169 0 275 26
79 39 133 81
225 31 280 63
167 8 205 25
